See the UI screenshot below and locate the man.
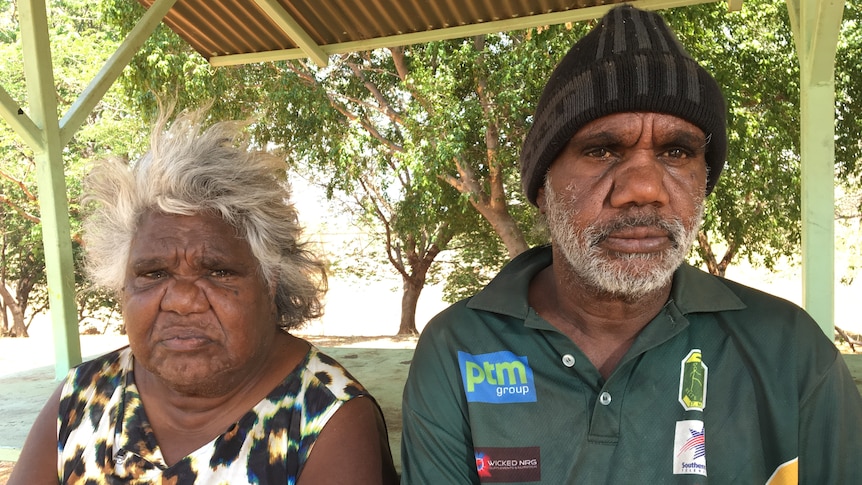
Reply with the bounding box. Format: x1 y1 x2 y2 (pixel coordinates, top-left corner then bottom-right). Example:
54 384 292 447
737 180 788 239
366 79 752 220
400 5 862 484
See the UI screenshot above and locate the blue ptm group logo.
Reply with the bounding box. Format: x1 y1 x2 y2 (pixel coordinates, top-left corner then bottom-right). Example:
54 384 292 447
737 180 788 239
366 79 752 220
458 350 537 403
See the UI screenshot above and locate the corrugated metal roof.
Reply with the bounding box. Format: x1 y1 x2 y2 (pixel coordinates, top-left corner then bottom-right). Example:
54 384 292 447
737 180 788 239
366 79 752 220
136 0 676 67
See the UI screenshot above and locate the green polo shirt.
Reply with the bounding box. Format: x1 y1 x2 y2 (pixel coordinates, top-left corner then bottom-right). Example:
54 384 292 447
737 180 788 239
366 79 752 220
401 246 862 484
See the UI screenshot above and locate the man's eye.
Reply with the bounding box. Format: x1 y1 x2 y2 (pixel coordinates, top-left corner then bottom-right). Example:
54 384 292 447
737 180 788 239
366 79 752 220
586 147 613 159
664 147 694 159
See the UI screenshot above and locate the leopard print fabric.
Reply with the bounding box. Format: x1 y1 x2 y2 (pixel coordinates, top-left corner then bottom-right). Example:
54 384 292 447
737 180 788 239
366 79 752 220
56 345 370 484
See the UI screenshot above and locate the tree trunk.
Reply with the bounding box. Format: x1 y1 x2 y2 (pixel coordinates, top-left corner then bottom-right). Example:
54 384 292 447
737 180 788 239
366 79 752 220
0 284 28 337
473 35 530 259
480 206 529 258
1 302 8 335
398 276 423 335
696 230 737 277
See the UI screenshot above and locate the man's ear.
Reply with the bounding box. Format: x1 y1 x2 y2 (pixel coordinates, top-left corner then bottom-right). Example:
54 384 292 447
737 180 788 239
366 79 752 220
536 186 548 215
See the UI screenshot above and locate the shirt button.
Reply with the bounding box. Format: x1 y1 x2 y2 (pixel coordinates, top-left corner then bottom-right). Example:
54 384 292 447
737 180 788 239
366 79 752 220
599 391 612 406
562 354 575 367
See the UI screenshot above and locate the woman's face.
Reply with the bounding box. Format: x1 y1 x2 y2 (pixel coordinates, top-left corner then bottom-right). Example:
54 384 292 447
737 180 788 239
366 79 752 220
122 210 279 396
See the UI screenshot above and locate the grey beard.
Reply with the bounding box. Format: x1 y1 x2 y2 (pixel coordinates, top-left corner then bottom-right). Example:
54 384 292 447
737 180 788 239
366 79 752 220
544 181 704 300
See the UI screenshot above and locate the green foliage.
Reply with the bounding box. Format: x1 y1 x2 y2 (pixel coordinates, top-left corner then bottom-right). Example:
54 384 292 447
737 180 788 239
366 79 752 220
665 3 789 270
836 0 862 178
101 0 862 318
665 1 862 271
0 0 150 334
100 0 253 123
438 217 510 302
0 184 47 316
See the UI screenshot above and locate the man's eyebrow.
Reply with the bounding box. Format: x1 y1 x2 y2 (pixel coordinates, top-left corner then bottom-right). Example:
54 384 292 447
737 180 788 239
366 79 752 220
568 131 623 147
663 130 708 148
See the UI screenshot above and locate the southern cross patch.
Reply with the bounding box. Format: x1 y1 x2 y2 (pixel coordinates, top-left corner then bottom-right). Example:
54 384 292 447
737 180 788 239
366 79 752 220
673 420 707 476
458 350 537 403
678 349 707 411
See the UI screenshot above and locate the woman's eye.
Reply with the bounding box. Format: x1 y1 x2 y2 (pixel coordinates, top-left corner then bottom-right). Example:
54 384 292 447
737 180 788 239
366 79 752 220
139 270 167 281
210 269 232 278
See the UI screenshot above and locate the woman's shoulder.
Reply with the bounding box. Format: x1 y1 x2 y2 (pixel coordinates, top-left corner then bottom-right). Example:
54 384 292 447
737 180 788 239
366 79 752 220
58 347 131 454
63 346 130 397
302 347 370 400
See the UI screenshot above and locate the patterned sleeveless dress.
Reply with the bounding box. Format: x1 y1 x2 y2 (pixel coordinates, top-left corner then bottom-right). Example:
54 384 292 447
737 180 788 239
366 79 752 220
56 345 372 484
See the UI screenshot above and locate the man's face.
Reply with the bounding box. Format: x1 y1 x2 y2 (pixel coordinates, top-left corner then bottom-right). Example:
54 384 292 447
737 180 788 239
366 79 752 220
122 210 279 396
537 112 708 299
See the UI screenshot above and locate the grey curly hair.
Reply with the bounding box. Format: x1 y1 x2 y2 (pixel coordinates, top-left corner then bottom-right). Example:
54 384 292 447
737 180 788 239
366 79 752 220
81 107 327 329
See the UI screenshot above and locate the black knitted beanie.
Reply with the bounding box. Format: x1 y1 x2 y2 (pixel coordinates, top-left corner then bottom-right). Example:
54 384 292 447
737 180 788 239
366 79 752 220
520 4 727 205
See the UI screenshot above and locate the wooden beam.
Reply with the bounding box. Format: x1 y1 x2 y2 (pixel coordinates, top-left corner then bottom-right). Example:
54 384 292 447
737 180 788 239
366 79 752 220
0 85 41 150
254 0 329 67
727 0 744 11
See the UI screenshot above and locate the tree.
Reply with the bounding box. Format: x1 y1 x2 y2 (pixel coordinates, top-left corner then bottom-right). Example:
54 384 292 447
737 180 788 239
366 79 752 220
256 38 583 333
0 162 47 337
101 4 586 331
0 0 146 336
102 0 862 333
668 1 862 276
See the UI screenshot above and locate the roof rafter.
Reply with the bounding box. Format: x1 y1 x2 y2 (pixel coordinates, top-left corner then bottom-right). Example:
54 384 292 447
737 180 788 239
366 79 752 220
253 0 328 67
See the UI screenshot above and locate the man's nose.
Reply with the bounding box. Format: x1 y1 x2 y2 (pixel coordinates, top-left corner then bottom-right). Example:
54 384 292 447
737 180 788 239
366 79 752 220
609 153 670 208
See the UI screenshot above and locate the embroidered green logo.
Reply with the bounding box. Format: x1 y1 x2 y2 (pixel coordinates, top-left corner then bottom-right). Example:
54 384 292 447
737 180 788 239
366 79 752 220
679 350 707 411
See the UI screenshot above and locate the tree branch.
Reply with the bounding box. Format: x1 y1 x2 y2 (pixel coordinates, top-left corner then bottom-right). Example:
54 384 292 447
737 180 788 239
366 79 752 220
0 169 37 202
0 195 40 224
347 57 404 125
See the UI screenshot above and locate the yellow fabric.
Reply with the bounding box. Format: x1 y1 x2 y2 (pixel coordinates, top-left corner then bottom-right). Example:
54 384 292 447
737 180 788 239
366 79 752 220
766 458 798 485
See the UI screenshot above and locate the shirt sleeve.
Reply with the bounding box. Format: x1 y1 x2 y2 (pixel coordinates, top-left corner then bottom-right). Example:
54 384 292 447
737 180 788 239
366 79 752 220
797 350 862 483
400 325 479 484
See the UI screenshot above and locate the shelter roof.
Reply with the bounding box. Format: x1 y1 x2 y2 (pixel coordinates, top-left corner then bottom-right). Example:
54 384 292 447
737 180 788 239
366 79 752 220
137 0 731 67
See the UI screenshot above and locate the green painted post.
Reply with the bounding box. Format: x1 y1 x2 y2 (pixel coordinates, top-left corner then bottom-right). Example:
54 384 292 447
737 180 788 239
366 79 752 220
800 82 836 338
791 0 845 339
33 155 83 379
20 0 81 378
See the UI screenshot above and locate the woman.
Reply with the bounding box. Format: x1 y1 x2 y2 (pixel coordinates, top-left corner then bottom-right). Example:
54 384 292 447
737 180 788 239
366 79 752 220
9 108 398 484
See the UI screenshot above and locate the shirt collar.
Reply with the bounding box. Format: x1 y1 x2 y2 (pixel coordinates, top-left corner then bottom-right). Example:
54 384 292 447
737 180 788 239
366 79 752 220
467 245 746 319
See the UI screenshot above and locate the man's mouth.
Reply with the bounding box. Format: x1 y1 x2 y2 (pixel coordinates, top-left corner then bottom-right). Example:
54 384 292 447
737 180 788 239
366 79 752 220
602 227 671 254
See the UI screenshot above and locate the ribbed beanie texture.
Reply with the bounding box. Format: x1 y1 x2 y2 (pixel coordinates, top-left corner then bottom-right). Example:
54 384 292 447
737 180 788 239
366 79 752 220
520 4 727 205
